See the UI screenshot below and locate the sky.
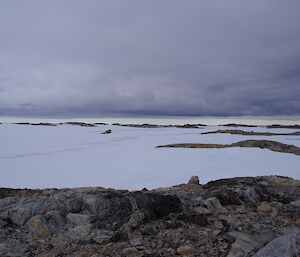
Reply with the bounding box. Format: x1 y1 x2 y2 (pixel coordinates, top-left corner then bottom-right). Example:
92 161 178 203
0 0 300 117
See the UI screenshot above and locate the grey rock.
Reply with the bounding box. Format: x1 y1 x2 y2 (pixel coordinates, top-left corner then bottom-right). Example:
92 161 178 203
66 198 83 213
69 225 92 240
11 208 32 226
227 232 262 257
290 200 300 207
25 215 50 237
252 230 300 257
0 175 299 257
203 197 223 211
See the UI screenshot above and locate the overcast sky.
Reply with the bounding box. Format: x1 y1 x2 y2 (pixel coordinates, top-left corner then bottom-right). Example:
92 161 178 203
0 0 299 117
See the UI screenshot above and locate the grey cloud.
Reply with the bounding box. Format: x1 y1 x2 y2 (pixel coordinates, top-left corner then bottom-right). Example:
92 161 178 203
0 0 300 117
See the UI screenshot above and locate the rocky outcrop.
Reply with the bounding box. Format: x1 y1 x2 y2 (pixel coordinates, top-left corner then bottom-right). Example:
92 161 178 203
202 129 300 136
266 124 300 129
102 129 112 134
222 124 258 128
175 124 202 129
0 176 299 256
14 122 58 126
187 176 200 185
64 122 96 127
157 140 300 156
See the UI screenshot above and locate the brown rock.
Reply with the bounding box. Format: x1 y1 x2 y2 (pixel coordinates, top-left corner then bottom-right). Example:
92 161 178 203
177 245 194 255
257 203 273 213
26 215 50 237
188 176 199 185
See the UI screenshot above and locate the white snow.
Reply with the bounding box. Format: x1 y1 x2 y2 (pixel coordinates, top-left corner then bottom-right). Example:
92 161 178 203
0 124 299 190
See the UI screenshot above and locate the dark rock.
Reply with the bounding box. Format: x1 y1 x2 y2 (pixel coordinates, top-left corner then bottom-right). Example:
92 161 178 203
176 212 208 226
175 124 199 128
102 129 112 134
204 188 242 206
65 122 95 127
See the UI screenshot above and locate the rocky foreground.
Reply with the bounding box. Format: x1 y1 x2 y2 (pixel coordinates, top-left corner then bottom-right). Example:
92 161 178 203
0 176 299 257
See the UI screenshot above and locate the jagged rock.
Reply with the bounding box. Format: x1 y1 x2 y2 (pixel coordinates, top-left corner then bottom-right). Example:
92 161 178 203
0 176 299 257
187 176 200 185
203 197 223 211
252 230 300 257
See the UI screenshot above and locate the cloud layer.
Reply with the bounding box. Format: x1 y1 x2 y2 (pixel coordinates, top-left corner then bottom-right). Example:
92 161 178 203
0 0 300 117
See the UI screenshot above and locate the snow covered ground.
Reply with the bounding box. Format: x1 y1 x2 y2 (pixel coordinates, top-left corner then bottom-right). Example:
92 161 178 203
0 124 299 190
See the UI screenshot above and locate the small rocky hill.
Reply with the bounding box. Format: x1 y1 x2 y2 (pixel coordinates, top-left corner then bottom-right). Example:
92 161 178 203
0 176 299 257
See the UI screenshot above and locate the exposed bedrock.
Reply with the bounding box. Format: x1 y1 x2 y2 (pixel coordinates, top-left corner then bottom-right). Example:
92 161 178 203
0 175 299 256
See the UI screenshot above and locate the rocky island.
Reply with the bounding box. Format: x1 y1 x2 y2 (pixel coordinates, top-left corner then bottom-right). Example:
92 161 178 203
157 140 300 156
201 129 300 136
0 176 299 257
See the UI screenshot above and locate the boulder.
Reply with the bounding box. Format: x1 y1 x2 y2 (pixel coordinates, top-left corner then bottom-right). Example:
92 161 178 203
226 231 262 257
11 208 32 226
203 197 223 212
25 215 50 237
252 230 300 257
188 176 199 185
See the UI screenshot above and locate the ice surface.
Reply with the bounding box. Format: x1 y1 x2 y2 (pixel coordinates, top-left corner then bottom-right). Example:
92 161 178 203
0 124 299 190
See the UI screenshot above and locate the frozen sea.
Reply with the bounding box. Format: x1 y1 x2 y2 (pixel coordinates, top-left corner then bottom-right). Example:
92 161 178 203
0 123 300 190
